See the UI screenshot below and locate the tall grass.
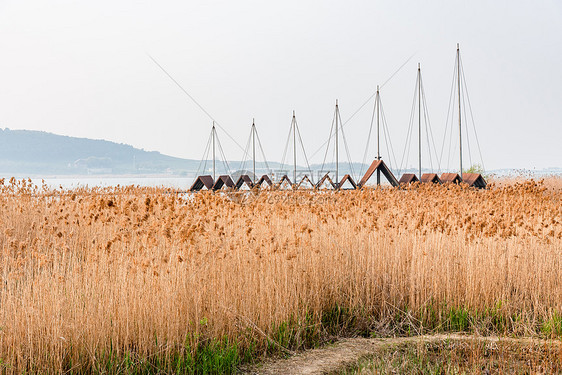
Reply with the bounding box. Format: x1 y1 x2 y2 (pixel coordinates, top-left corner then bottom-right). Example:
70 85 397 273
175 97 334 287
0 177 561 372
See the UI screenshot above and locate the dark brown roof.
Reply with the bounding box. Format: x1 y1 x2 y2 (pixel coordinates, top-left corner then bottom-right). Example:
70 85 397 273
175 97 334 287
234 175 254 190
276 175 294 190
255 175 273 188
441 173 462 184
338 174 357 190
297 175 315 189
316 173 336 190
358 160 399 187
398 173 419 184
189 175 214 192
212 175 235 191
462 173 487 189
420 173 441 184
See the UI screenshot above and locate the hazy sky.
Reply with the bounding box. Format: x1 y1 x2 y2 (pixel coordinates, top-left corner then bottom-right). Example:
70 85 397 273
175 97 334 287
0 0 560 171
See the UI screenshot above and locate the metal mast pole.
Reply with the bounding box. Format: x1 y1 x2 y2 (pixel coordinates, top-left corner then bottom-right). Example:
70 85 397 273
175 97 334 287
252 119 256 183
293 111 296 184
335 99 339 186
212 122 216 181
457 43 463 178
418 63 422 179
376 86 381 186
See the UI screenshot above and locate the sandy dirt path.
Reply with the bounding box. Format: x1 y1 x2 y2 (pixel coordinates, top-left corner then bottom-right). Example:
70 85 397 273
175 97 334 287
244 334 561 375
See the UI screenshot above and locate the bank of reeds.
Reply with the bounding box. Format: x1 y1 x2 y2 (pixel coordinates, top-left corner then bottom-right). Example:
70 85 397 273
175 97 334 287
0 177 561 372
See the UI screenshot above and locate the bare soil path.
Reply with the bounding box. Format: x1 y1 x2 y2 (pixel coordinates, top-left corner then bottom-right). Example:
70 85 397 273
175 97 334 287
244 334 561 375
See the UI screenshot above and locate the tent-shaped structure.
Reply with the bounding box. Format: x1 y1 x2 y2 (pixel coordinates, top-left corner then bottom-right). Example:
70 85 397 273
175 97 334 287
420 173 441 184
235 175 254 190
338 174 357 190
441 173 462 184
254 175 273 190
399 173 419 185
275 175 294 190
316 173 336 190
212 175 235 191
297 175 315 190
358 160 399 187
462 173 487 189
190 175 214 192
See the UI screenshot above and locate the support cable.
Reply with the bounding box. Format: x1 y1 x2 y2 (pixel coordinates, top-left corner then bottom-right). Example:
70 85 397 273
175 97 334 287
439 54 459 171
196 130 213 177
239 129 253 173
215 134 231 176
337 108 357 180
380 103 398 172
294 118 314 183
255 129 272 174
420 78 441 172
148 54 251 159
399 74 419 174
279 118 293 178
461 79 473 168
320 109 337 176
359 99 377 178
460 58 486 172
308 53 416 161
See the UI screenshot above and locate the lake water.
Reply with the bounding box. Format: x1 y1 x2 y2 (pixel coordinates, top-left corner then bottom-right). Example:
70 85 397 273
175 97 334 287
27 176 196 190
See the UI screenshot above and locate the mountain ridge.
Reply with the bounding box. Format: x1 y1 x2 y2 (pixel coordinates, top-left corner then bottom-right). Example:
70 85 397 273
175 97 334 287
0 128 199 175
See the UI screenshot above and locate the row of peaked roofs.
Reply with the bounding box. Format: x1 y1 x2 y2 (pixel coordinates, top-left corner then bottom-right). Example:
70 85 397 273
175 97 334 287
189 160 487 192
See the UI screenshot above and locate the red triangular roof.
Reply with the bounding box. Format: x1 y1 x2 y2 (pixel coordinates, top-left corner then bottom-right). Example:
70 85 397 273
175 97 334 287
398 173 419 185
189 175 214 192
338 174 357 190
420 173 441 184
358 160 399 187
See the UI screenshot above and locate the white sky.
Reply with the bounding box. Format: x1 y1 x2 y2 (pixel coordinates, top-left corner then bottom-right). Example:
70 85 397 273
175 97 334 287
0 0 560 171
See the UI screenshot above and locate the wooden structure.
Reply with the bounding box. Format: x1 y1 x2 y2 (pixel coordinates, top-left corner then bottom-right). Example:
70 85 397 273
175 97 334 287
338 174 357 190
212 175 235 191
254 175 273 190
297 175 315 189
398 173 419 185
190 175 214 192
441 173 462 184
462 173 487 189
358 160 399 187
420 173 441 184
234 175 254 190
276 175 294 190
316 173 336 190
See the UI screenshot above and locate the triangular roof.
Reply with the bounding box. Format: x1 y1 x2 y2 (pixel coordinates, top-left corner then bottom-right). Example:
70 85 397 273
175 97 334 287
441 173 462 184
338 174 357 190
254 175 273 189
315 173 336 190
462 173 487 189
297 175 315 189
189 175 214 192
275 175 294 190
358 160 399 187
234 175 254 190
420 173 441 184
398 173 419 185
212 175 235 191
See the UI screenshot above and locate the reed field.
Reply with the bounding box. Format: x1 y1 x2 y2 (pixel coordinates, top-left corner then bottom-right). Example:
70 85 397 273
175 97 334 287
0 176 561 373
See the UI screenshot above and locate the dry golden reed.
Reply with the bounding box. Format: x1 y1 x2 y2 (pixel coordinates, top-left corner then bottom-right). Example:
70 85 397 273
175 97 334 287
0 177 561 372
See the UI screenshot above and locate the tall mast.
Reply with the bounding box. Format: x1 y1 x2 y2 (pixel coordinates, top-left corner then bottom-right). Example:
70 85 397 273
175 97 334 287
212 122 216 181
335 99 339 185
376 86 381 186
457 43 463 178
293 111 296 184
252 119 256 183
418 63 422 179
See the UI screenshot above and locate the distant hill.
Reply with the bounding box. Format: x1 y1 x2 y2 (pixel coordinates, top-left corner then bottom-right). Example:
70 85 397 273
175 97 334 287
0 128 200 176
